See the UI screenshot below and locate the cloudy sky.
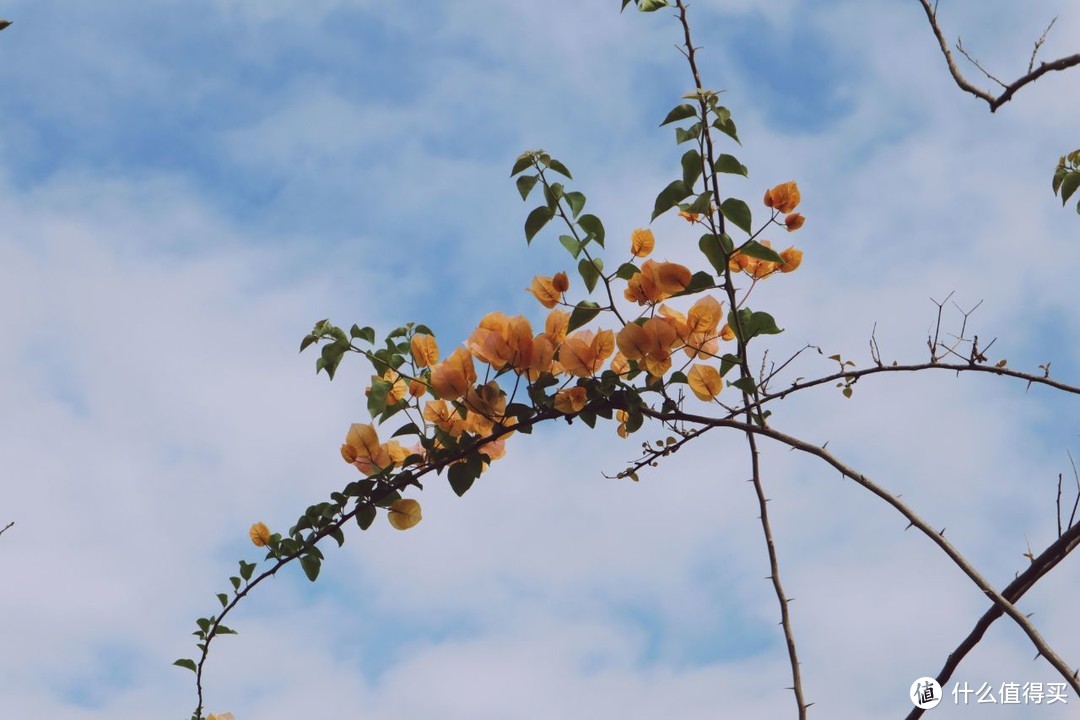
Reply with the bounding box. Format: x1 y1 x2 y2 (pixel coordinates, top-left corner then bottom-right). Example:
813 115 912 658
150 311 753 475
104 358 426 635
1 1 1079 718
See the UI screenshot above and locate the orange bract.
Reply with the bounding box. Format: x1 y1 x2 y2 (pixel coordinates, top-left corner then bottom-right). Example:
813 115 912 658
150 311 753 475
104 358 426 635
528 275 564 308
780 246 803 273
410 333 439 367
249 522 270 547
430 347 477 401
764 181 800 214
558 329 615 377
784 212 805 231
467 312 533 371
688 363 723 401
387 498 422 530
624 259 692 304
630 228 655 257
554 386 588 414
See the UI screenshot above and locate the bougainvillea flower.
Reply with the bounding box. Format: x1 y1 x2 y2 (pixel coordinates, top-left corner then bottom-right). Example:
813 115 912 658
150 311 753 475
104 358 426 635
554 386 588 414
616 317 678 362
341 422 394 475
779 247 803 273
630 228 655 257
467 312 533 371
430 347 477 401
678 210 700 223
784 213 805 232
368 368 408 408
764 182 800 214
615 409 630 438
610 352 630 376
464 381 507 427
528 275 564 308
410 333 439 367
688 363 723 401
558 329 615 377
624 259 692 304
387 498 422 531
544 309 570 346
552 271 570 293
526 334 555 381
423 399 466 437
249 522 270 547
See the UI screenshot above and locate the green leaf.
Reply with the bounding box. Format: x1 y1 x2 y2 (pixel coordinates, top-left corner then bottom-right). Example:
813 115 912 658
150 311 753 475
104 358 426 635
568 301 602 332
728 308 783 343
173 658 197 673
660 104 697 126
730 377 757 394
559 234 583 258
578 258 602 293
448 462 476 497
391 422 421 437
681 149 702 188
239 560 256 581
516 174 540 201
687 191 713 214
299 334 318 353
355 504 377 530
524 206 554 243
328 526 345 548
738 240 783 263
616 262 640 280
367 378 393 419
638 0 670 11
565 191 587 218
216 625 238 636
719 353 739 377
318 341 349 381
652 179 692 221
543 182 564 210
720 198 752 235
547 158 573 179
714 154 748 177
672 270 715 297
510 152 534 176
216 593 228 608
675 122 702 144
229 576 241 591
621 0 634 10
713 115 740 144
350 325 376 344
1060 172 1080 206
300 554 321 582
578 214 606 247
698 233 728 275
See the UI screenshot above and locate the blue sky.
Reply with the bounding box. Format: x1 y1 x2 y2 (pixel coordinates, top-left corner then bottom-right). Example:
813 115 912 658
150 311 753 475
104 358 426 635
1 1 1079 718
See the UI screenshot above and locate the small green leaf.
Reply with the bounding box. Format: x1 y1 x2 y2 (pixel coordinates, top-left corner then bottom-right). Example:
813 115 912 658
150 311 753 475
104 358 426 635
216 593 228 608
510 152 534 176
652 179 692 221
578 214 606 247
525 206 554 243
698 233 728 276
728 308 783 343
559 234 583 258
720 198 752 235
713 115 740 144
714 154 748 177
660 103 697 126
239 560 256 581
299 334 318 353
174 659 197 673
638 0 670 11
687 191 712 214
318 341 349 381
616 262 640 280
568 301 602 332
367 378 393 419
355 504 377 530
738 240 784 263
681 149 702 189
730 377 757 394
565 191 587 218
578 258 602 293
216 625 238 636
350 325 376 344
300 554 321 582
675 122 702 144
516 174 540 201
229 576 241 591
671 270 715 297
391 422 421 437
328 526 345 548
1060 173 1080 206
547 158 573 179
448 462 476 497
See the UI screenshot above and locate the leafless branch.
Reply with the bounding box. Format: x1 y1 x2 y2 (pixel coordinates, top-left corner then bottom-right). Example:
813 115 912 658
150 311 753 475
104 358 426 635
0 521 13 538
916 0 1080 112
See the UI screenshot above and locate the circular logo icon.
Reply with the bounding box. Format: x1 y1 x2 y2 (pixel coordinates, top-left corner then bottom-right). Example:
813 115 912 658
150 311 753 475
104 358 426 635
910 677 943 709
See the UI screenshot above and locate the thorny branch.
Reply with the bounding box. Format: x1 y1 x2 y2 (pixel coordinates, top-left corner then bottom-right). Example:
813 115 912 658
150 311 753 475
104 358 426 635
917 0 1080 112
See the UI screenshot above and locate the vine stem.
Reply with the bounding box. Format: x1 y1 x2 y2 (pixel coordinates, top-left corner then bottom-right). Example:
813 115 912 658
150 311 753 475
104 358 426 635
673 1 808 716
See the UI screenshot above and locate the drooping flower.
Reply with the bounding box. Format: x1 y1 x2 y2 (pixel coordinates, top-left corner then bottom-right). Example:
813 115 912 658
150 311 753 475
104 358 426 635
687 364 723 401
528 275 564 308
784 213 805 232
630 228 655 257
764 182 801 214
249 522 270 548
466 312 533 371
430 347 477 401
779 247 803 273
623 259 692 304
558 329 615 377
554 386 588 414
410 333 439 367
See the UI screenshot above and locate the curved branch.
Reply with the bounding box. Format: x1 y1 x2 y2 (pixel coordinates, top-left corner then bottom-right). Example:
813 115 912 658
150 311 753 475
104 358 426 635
916 0 1080 112
647 408 1080 693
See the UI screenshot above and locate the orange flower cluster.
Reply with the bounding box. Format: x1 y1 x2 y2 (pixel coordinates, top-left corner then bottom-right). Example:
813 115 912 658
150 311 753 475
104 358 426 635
624 259 692 305
728 182 805 279
340 423 413 476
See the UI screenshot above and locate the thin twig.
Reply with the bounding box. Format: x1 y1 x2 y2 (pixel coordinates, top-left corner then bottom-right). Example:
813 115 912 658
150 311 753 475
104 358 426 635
916 0 1080 112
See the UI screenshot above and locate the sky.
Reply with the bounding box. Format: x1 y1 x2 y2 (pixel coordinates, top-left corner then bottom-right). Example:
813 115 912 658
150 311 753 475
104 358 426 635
1 1 1079 718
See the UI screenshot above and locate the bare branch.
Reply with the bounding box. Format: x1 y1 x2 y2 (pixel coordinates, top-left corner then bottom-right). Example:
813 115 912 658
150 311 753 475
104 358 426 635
916 0 1080 112
0 521 13 538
